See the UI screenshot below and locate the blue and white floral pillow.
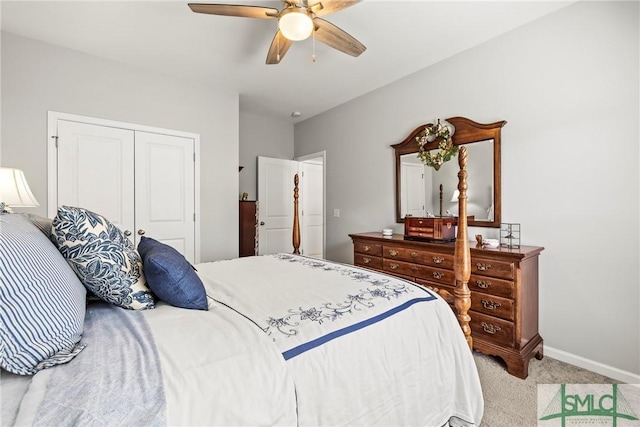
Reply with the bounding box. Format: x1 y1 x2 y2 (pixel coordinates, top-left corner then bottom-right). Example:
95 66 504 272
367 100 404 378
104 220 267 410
51 206 155 310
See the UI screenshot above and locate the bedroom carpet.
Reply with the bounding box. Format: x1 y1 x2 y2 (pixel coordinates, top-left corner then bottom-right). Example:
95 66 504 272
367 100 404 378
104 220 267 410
474 351 619 427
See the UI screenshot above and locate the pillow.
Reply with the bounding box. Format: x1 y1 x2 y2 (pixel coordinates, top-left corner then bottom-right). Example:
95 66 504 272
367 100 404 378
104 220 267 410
50 206 155 310
23 213 53 237
0 213 87 375
138 236 208 310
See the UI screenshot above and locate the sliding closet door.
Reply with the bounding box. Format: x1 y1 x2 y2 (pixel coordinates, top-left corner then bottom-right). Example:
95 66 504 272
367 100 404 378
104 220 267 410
134 132 196 263
56 120 136 235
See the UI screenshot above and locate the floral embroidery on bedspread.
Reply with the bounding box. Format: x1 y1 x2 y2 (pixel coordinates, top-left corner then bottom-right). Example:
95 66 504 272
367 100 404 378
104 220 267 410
265 254 424 341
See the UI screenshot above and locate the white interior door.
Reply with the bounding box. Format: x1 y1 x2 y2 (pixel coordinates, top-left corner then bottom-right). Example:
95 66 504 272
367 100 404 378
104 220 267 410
299 157 324 259
257 156 298 255
55 120 135 234
401 162 426 217
50 113 199 262
135 131 196 262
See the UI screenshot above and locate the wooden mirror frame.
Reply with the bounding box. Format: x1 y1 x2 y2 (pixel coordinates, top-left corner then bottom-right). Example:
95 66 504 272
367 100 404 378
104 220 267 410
392 116 507 228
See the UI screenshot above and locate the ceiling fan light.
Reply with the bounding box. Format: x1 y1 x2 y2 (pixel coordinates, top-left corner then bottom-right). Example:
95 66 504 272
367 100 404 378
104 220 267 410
279 8 313 41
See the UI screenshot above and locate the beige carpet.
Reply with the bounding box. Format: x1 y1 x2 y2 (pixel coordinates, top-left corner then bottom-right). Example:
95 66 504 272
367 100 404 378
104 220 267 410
474 351 619 426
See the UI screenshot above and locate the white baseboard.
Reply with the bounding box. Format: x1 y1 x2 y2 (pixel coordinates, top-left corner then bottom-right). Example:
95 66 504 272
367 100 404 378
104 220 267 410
544 345 640 384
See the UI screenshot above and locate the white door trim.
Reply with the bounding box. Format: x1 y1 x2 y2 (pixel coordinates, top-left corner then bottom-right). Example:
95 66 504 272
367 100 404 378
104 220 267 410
47 110 202 262
295 151 326 259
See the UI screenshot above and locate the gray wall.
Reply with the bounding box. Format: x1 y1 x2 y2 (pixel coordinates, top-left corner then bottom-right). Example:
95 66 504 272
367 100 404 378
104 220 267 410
294 1 639 380
239 110 294 201
1 31 239 262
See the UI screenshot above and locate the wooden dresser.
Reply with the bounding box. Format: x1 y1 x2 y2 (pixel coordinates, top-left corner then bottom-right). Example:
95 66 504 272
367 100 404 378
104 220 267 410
349 232 544 379
239 201 258 257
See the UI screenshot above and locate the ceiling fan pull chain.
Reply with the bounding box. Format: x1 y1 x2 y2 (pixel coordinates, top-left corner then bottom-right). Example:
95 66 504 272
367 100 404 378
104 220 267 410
277 35 281 62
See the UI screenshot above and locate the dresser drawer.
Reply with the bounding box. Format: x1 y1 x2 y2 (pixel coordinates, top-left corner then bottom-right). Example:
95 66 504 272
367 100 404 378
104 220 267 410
354 242 382 256
383 259 425 278
469 274 514 299
384 246 454 269
471 312 514 347
354 253 382 270
472 257 515 280
471 291 514 321
420 265 455 287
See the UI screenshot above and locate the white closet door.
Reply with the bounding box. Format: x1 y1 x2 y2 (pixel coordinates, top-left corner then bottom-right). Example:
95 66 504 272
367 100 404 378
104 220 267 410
134 131 195 263
56 120 136 236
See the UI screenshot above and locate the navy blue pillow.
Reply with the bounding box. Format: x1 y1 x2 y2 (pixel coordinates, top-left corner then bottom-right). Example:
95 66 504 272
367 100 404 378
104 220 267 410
138 237 208 310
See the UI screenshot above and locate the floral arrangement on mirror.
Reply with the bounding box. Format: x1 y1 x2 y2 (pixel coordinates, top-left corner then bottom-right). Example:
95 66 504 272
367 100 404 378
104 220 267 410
415 119 458 170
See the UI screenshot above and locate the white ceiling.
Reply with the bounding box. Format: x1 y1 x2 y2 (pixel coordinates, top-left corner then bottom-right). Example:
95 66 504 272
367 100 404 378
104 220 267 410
1 1 574 123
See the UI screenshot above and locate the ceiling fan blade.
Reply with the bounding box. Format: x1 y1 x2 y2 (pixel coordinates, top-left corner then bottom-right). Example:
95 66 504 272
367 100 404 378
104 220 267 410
313 18 366 57
308 0 362 17
266 30 294 64
188 3 278 19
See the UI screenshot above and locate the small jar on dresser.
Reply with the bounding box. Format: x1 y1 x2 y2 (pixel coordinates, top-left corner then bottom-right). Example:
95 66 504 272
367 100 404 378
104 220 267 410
349 231 544 379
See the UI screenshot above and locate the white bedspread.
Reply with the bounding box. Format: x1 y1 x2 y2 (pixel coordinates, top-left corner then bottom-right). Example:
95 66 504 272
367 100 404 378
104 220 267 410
2 254 482 427
143 302 298 426
197 254 484 426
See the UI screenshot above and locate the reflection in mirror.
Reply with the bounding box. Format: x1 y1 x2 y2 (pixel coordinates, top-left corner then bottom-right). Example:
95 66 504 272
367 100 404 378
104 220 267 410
392 117 506 228
399 140 493 220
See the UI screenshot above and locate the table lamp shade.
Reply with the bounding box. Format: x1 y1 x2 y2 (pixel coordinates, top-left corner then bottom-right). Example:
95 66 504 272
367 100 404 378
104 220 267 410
0 167 39 207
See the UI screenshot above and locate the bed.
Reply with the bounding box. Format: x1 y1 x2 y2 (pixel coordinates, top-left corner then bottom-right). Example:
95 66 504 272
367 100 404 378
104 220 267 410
0 148 482 426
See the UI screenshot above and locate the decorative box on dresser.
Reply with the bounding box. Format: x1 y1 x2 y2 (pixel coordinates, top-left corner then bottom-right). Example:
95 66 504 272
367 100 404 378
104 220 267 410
349 232 544 379
239 201 258 257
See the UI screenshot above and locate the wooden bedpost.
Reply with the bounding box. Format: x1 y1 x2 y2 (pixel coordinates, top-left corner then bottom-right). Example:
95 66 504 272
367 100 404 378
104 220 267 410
293 173 301 254
454 147 473 350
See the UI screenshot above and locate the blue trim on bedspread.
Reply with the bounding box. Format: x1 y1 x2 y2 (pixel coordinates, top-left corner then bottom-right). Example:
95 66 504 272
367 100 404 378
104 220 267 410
264 255 438 360
282 296 435 360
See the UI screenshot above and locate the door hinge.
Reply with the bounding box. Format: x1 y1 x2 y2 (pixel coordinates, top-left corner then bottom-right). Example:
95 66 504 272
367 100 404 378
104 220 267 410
193 213 196 221
51 135 59 148
193 153 196 162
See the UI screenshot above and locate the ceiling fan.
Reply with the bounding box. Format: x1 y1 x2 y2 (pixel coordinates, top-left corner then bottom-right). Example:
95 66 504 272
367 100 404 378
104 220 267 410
188 1 366 64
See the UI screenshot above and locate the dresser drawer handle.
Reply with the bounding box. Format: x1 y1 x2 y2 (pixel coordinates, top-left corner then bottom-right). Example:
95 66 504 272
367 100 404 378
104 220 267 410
433 256 444 264
475 280 491 289
363 245 371 252
411 265 419 272
481 299 501 310
410 251 418 258
362 257 371 264
481 322 501 334
389 263 399 270
476 262 492 271
432 271 445 279
389 249 399 256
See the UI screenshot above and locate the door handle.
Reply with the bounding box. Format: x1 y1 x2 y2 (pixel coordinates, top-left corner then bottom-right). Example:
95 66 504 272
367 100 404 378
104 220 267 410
137 229 146 235
124 230 132 236
260 221 265 226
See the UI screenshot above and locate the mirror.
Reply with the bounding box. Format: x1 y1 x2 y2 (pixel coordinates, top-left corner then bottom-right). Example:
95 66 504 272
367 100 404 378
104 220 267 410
392 117 506 228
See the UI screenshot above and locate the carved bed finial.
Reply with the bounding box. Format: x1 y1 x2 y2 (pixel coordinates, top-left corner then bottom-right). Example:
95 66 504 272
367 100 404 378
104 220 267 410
454 146 473 350
293 174 301 254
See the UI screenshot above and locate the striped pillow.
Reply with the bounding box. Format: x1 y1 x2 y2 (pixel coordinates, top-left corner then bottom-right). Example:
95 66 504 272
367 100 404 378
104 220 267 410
23 213 53 237
0 213 87 375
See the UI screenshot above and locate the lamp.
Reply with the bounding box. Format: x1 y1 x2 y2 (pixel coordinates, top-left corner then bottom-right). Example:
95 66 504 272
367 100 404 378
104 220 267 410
450 189 460 202
0 167 39 211
279 7 314 41
415 119 457 170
